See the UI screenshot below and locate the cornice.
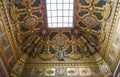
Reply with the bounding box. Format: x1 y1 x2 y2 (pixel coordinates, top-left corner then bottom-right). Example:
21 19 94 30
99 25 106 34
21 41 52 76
0 1 21 61
104 0 120 59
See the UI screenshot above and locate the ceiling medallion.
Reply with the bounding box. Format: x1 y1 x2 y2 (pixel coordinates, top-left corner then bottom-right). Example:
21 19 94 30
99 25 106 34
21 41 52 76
84 16 97 26
52 34 69 50
56 67 64 76
24 16 37 27
56 38 65 47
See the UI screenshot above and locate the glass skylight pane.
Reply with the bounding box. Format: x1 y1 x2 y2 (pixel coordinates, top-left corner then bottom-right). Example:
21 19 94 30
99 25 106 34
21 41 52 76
70 4 73 9
51 0 56 3
47 4 51 10
58 17 62 22
52 24 57 27
58 4 63 10
51 4 57 10
52 17 57 22
64 4 69 9
69 11 73 16
70 0 74 3
69 24 73 27
58 11 62 16
64 23 68 27
63 11 69 16
64 0 70 3
47 11 51 17
64 17 69 22
48 18 51 23
69 17 73 22
46 0 74 28
57 0 63 3
52 11 57 16
58 23 62 27
48 24 52 27
46 0 51 3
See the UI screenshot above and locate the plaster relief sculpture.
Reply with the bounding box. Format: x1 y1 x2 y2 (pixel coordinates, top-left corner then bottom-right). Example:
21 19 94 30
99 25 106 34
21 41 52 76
57 67 64 76
55 47 66 61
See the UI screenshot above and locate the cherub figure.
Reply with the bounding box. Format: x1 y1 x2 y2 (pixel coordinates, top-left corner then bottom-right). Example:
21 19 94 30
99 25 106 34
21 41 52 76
55 47 66 61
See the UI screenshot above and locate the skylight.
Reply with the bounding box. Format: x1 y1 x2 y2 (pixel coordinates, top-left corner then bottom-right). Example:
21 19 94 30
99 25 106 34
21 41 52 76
46 0 74 28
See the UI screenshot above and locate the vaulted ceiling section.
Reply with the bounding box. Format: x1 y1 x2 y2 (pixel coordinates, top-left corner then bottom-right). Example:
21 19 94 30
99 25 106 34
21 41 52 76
0 0 120 77
10 0 111 58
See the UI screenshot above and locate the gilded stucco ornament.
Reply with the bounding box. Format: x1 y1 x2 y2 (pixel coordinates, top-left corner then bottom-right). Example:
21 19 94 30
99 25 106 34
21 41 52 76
71 26 97 54
39 50 54 60
11 59 25 76
8 0 112 61
67 52 82 60
7 0 114 76
24 27 49 56
103 0 112 20
83 15 98 26
86 0 100 4
9 0 109 61
18 0 35 6
9 3 23 44
9 0 46 58
32 68 43 76
0 0 116 77
56 38 65 47
56 67 65 76
52 34 69 50
45 68 55 76
24 16 38 27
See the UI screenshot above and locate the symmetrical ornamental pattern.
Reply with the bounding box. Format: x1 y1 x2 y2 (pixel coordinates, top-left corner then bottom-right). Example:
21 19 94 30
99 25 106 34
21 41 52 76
8 0 112 61
0 0 115 77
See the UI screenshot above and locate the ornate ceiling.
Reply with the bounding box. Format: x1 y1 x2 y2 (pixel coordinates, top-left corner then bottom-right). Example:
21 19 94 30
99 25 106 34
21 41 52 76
9 0 111 59
1 0 120 77
8 0 113 76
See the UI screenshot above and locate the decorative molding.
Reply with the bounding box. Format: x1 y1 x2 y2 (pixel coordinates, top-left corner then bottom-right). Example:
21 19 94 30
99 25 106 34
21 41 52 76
0 0 21 61
21 66 103 77
26 62 98 67
104 0 120 59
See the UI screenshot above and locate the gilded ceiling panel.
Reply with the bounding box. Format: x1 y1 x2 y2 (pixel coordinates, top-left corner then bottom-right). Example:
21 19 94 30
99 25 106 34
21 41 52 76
9 0 112 61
